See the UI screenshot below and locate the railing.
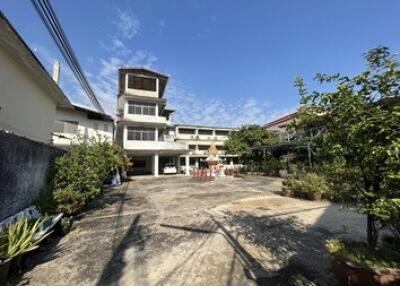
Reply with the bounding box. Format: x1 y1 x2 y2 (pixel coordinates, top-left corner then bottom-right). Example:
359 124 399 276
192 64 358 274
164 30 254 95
124 140 188 150
122 113 167 124
189 150 227 155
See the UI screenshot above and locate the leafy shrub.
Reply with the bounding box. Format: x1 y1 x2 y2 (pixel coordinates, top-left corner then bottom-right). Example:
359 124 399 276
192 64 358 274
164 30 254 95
372 198 400 240
53 187 86 216
326 239 400 269
51 140 128 215
301 173 328 194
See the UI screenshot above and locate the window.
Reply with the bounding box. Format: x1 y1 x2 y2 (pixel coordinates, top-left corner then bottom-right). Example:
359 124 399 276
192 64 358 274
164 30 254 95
198 145 209 151
127 127 156 141
128 102 156 116
215 130 230 136
104 124 108 132
178 128 196 134
127 74 157 91
53 120 78 134
198 129 213 135
94 122 99 130
189 145 196 150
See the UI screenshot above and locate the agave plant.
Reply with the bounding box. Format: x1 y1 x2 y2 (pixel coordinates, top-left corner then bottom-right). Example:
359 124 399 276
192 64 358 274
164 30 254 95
0 217 53 261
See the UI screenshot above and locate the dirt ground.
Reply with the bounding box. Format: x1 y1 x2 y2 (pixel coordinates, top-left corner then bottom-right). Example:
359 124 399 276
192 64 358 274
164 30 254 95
14 175 366 286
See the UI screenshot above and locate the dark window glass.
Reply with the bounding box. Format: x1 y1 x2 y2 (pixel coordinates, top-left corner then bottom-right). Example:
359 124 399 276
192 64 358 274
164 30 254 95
198 129 213 135
198 145 209 150
189 145 196 150
127 127 156 141
128 74 157 91
179 128 196 134
127 74 135 89
128 102 156 115
215 130 230 136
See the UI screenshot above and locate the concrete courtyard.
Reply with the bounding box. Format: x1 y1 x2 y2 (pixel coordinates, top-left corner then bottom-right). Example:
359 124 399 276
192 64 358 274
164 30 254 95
17 176 366 286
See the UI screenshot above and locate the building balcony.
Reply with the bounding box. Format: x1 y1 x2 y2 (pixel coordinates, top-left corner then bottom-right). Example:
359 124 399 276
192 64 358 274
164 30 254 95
123 140 188 153
120 113 167 125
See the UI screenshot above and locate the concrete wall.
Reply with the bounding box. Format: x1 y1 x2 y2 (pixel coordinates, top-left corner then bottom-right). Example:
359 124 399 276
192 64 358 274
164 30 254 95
0 47 57 143
0 132 65 221
53 107 113 146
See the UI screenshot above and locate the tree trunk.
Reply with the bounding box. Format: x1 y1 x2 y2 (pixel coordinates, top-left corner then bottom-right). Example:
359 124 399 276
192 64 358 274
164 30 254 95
367 213 378 248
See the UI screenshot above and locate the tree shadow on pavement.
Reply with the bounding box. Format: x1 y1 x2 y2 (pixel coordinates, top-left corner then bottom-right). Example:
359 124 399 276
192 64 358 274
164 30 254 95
95 214 147 286
160 217 277 286
224 207 341 286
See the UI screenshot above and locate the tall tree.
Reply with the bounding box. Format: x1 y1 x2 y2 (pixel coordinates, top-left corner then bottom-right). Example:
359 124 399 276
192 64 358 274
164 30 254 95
224 125 279 158
295 47 400 247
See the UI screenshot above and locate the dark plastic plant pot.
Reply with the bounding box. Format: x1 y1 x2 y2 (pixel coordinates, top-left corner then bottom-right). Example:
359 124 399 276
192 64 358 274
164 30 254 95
306 192 322 201
0 259 12 283
330 254 400 286
281 187 295 197
294 189 306 199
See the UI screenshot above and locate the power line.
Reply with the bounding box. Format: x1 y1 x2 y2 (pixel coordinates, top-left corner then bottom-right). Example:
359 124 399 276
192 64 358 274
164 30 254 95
31 0 105 113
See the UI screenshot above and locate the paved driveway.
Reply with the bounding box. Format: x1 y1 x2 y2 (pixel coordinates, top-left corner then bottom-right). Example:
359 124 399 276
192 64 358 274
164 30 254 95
18 176 366 286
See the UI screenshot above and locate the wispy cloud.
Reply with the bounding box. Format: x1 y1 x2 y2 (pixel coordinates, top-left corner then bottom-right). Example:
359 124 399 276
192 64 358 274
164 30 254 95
166 81 296 127
115 9 140 40
33 8 293 127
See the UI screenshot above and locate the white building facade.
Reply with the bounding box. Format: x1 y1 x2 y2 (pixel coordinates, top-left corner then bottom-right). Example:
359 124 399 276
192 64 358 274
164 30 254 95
172 124 239 171
52 105 114 147
0 12 72 143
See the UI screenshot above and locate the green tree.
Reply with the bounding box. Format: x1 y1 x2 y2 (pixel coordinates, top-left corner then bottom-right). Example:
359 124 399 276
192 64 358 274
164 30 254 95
224 124 279 158
295 47 400 247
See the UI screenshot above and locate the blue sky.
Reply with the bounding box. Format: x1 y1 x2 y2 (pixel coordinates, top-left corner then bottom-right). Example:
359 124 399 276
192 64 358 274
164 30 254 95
1 0 400 127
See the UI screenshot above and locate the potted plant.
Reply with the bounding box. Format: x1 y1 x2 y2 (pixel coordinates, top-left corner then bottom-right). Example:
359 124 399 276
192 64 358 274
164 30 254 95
326 239 400 286
301 173 328 201
0 217 52 283
281 178 296 197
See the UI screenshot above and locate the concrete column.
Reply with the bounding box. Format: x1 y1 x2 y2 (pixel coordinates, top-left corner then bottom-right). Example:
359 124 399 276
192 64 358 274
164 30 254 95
155 104 159 118
153 153 159 177
155 128 158 142
185 155 190 175
176 156 181 173
195 158 199 168
230 159 234 166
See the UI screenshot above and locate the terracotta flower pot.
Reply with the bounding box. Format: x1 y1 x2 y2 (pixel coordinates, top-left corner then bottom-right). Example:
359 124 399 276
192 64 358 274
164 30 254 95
281 187 295 197
0 259 12 283
306 192 322 201
330 254 400 286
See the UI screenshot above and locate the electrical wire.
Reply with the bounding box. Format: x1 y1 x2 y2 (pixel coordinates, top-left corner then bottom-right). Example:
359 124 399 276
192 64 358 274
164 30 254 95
31 0 105 113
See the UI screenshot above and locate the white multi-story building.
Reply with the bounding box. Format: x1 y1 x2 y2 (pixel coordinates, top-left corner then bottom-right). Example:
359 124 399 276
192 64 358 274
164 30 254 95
172 124 239 169
115 67 239 176
115 68 189 176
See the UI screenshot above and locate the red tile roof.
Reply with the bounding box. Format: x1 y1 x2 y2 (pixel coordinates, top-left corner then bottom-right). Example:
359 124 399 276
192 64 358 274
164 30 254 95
265 112 297 128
